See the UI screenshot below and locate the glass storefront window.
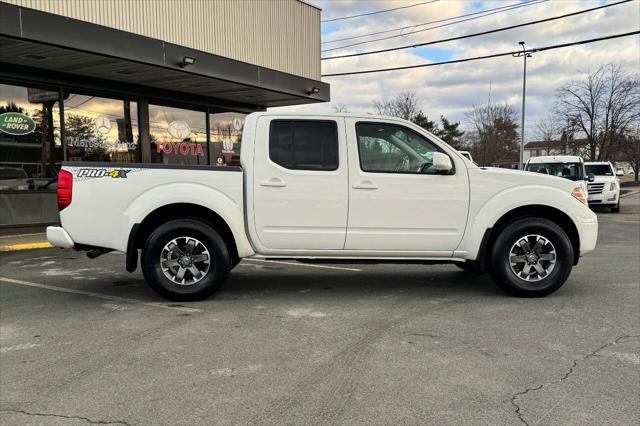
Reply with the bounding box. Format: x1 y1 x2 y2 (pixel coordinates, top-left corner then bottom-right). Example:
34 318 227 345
149 104 207 165
209 112 246 166
0 83 61 191
64 94 139 163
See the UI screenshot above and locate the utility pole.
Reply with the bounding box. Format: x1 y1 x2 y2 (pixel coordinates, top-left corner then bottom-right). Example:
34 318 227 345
513 41 532 170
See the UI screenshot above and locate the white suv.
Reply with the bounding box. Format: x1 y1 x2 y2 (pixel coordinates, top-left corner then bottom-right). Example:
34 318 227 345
585 161 621 213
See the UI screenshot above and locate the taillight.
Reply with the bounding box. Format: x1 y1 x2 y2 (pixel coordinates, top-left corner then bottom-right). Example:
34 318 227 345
57 169 73 211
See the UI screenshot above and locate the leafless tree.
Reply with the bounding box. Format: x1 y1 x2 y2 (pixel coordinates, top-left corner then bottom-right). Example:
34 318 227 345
372 91 420 121
465 101 519 167
331 103 350 113
554 64 639 161
616 126 640 182
535 115 562 155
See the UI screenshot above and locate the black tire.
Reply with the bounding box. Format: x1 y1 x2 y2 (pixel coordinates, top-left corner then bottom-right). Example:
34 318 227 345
611 203 620 213
230 256 241 270
141 219 231 301
454 260 484 273
488 217 573 297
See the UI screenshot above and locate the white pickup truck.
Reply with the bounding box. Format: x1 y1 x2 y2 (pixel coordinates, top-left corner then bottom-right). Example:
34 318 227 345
47 113 598 300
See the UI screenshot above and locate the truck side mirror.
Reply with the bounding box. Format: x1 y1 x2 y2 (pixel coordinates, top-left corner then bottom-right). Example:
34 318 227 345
432 152 453 173
587 173 595 182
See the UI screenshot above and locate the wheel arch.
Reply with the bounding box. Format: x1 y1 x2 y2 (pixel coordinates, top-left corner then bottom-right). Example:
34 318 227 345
127 203 240 272
479 204 580 270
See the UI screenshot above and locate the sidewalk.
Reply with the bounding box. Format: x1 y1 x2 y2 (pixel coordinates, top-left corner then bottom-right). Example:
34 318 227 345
0 232 52 251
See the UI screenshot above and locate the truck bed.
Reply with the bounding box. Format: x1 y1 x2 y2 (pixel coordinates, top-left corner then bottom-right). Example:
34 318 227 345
58 162 245 253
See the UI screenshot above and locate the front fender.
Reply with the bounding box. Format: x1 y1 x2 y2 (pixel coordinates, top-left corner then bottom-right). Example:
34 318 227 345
122 182 254 257
455 184 591 259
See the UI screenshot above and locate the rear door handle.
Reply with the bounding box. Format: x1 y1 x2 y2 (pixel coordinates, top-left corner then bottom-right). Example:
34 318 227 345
260 177 286 188
352 180 378 190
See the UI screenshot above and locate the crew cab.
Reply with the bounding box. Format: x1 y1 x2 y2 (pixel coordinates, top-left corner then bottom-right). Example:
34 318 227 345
584 161 621 212
47 113 598 300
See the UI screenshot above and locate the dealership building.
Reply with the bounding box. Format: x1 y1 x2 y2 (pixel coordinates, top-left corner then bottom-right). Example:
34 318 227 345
0 0 329 227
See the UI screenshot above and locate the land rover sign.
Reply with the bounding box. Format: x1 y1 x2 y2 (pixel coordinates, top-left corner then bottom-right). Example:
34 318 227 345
0 112 36 136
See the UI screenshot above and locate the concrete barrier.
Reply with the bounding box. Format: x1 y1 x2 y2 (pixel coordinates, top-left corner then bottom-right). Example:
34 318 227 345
0 191 59 226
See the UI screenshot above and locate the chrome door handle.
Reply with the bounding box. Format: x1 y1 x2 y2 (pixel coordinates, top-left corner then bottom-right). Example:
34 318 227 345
352 180 378 190
260 178 286 187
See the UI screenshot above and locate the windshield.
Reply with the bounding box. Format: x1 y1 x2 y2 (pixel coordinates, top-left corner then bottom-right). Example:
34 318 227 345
585 164 613 176
525 162 584 181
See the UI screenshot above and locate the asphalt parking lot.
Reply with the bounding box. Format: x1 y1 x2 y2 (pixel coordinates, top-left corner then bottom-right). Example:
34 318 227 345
1 194 638 425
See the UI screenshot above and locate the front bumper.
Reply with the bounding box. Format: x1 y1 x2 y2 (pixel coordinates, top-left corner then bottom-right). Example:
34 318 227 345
588 189 619 206
576 215 598 256
46 226 75 248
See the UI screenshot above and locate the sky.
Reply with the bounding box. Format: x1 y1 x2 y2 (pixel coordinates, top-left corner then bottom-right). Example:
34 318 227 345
273 0 639 141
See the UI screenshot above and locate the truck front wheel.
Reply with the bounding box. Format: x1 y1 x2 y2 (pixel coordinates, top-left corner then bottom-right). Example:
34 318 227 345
488 218 574 297
141 219 231 301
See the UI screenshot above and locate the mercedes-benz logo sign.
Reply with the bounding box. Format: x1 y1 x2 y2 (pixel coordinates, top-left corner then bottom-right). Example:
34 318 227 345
95 116 112 135
167 121 191 139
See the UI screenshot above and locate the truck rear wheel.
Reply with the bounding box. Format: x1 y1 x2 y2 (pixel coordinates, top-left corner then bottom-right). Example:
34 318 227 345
141 219 231 301
488 217 573 297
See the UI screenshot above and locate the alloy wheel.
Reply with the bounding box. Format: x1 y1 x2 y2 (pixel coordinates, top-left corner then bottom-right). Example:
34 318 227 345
160 237 211 285
509 234 556 282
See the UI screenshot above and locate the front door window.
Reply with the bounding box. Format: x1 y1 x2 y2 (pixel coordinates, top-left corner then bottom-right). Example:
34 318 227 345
356 122 443 174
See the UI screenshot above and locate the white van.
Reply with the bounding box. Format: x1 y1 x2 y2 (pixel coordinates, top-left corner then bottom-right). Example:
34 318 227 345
524 155 589 193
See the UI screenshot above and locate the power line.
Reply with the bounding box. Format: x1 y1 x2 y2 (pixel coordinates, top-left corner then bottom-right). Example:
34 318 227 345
322 0 545 45
322 0 632 60
321 30 640 77
322 0 548 53
321 0 439 23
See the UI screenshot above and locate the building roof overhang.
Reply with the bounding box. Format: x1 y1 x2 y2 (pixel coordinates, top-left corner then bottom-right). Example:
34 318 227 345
0 2 330 110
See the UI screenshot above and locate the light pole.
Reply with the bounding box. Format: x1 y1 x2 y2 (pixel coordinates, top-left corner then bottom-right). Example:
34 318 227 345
513 41 532 170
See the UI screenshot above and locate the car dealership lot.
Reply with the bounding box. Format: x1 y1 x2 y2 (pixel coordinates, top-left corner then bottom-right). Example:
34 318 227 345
1 196 638 425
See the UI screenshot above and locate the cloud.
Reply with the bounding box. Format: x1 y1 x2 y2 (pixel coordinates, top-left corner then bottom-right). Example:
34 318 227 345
275 0 640 138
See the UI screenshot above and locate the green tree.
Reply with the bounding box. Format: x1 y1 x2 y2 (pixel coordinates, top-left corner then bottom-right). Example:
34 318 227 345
412 111 437 133
412 112 465 149
437 115 464 149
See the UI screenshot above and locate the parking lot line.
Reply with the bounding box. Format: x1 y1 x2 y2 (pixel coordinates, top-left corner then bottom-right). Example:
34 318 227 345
0 277 201 313
620 190 640 198
243 258 363 272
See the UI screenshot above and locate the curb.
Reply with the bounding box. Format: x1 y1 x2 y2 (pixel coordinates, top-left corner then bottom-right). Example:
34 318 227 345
0 242 53 252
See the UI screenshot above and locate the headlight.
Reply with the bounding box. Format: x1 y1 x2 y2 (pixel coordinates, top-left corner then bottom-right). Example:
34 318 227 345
571 186 588 205
610 182 617 191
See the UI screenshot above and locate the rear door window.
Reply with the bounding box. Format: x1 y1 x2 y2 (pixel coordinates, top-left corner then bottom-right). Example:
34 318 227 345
269 120 338 171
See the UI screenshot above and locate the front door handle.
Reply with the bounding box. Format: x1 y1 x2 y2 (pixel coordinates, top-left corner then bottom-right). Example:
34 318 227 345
260 177 286 188
352 180 378 190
